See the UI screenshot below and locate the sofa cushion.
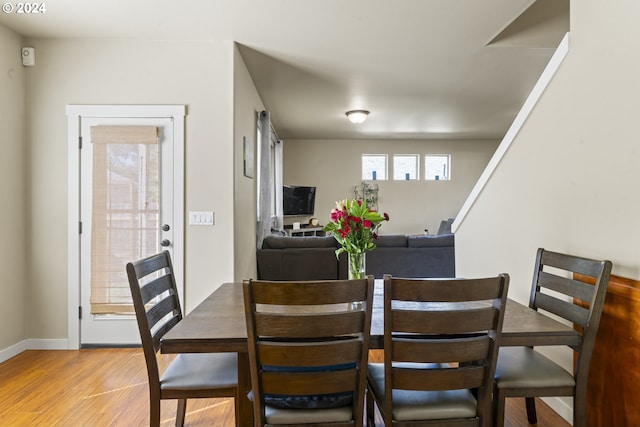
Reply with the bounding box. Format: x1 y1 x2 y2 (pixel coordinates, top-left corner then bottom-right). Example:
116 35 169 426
374 235 408 247
263 235 337 249
407 234 454 248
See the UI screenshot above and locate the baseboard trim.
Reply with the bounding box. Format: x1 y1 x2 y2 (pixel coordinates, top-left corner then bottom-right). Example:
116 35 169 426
0 339 70 364
542 396 573 424
0 341 28 363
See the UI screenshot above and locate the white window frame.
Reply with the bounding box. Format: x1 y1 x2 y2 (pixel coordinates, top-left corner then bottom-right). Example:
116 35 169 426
424 154 451 181
393 154 419 180
362 154 388 181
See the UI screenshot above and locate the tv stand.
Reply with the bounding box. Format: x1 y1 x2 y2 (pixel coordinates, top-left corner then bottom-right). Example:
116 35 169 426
286 227 326 237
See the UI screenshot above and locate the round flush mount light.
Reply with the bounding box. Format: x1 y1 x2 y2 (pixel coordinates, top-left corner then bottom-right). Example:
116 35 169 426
346 110 369 124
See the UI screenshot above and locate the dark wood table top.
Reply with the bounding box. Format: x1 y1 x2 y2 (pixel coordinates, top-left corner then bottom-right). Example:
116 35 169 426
161 281 580 354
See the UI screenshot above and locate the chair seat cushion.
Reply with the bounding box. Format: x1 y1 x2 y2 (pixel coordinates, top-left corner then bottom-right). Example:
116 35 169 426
264 404 353 425
367 363 478 421
263 393 353 410
160 352 238 390
495 347 576 389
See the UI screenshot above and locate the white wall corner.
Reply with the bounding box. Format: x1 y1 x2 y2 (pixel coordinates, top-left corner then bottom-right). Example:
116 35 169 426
452 32 570 233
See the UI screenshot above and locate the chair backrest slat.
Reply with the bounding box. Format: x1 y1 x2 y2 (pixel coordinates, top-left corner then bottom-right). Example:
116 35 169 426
393 365 487 392
537 271 596 303
392 307 498 335
539 250 606 278
534 292 590 327
262 369 358 395
146 293 181 329
255 311 364 338
392 277 504 302
393 336 490 364
140 274 175 305
133 253 171 279
251 280 369 305
259 340 362 367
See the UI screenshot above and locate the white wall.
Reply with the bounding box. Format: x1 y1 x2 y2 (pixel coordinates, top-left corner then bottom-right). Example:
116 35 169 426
456 0 640 302
233 45 264 280
455 0 640 420
283 139 498 235
0 24 27 350
23 39 236 340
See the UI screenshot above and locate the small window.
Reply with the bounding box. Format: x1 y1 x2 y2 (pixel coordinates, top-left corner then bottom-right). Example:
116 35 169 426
393 155 419 180
362 155 387 181
424 155 450 181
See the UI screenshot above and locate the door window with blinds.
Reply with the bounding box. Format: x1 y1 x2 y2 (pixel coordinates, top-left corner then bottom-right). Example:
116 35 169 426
90 126 160 315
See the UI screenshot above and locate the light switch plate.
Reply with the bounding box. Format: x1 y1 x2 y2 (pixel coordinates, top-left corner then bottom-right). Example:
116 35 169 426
189 211 214 226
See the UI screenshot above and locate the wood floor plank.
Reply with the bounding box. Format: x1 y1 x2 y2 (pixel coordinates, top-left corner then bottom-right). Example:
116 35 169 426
0 348 569 426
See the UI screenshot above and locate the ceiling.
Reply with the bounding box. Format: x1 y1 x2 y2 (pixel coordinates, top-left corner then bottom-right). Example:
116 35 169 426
0 0 568 140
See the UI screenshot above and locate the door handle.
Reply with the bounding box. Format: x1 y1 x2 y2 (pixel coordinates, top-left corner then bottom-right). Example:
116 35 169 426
161 239 171 247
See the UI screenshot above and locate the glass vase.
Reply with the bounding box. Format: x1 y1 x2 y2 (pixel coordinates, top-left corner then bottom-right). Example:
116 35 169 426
348 252 366 280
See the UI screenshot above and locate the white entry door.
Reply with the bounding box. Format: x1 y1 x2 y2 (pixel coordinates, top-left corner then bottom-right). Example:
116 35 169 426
67 105 184 347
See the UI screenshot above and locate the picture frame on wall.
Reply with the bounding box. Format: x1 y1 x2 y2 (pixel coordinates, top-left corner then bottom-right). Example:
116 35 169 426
243 136 254 178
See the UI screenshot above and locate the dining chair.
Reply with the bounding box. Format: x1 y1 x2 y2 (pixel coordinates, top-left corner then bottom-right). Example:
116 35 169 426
493 248 612 427
243 276 375 427
126 251 239 427
367 274 510 427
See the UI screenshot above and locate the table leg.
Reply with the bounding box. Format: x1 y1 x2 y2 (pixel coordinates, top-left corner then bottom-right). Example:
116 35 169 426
236 352 253 427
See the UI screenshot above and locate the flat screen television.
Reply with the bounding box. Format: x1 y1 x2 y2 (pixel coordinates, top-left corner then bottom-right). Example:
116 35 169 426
283 185 316 216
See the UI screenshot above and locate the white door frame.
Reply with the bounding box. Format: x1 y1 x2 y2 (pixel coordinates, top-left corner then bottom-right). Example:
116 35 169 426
66 105 185 349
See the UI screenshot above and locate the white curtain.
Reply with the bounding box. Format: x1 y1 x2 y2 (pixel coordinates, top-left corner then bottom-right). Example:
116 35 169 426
256 111 283 248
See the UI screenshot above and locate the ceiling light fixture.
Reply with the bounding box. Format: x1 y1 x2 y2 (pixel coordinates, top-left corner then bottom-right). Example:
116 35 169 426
346 110 369 124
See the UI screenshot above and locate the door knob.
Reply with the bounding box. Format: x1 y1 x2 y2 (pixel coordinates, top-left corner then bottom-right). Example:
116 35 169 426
161 239 171 247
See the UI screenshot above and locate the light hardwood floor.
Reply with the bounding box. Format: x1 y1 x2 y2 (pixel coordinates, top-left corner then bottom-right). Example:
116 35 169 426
0 348 570 426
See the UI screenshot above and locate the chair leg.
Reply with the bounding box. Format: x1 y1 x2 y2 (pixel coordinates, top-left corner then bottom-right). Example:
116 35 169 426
525 397 537 424
175 398 187 427
150 398 161 427
493 388 506 427
234 394 241 427
574 394 586 427
366 391 374 426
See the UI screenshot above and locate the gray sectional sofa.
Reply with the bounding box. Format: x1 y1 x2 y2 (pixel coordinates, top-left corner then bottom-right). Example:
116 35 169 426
256 233 455 280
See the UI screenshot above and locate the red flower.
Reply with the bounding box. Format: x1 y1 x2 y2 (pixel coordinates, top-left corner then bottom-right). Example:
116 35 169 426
324 199 389 255
339 226 351 238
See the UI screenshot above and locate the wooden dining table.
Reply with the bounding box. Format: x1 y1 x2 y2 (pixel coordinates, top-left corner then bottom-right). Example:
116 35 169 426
161 281 580 426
